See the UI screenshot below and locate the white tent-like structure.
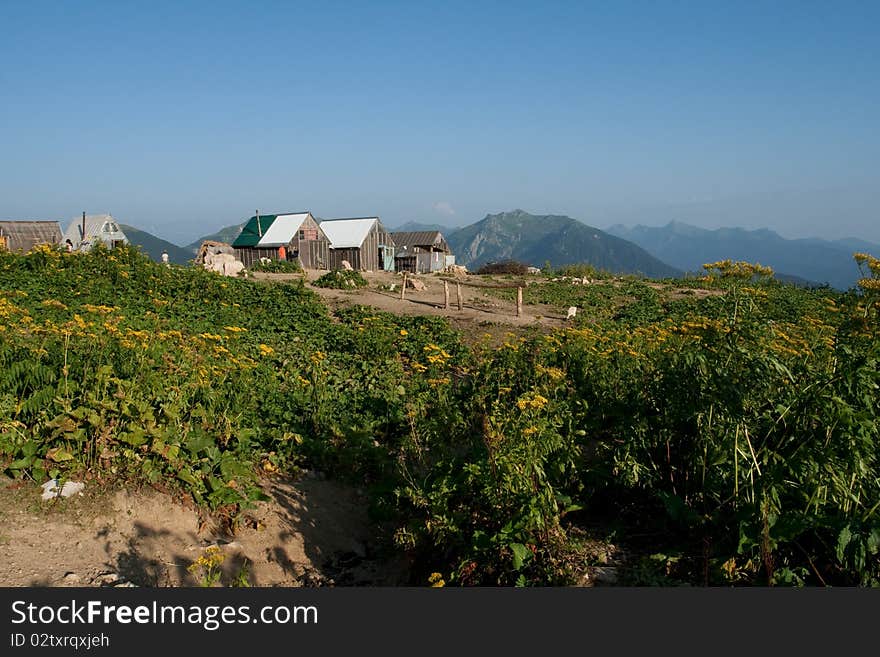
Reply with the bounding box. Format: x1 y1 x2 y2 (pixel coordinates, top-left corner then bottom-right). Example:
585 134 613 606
62 214 128 251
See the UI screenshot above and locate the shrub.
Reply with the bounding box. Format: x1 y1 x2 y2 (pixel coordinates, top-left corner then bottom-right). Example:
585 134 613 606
477 260 528 275
312 269 367 289
556 263 603 279
250 258 302 273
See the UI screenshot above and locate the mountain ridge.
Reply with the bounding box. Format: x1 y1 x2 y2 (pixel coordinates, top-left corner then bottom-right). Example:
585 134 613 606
448 209 680 278
120 224 194 265
606 221 877 289
184 224 246 254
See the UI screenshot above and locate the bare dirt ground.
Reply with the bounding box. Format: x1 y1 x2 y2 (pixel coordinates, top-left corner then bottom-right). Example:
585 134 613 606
0 473 407 587
254 270 568 330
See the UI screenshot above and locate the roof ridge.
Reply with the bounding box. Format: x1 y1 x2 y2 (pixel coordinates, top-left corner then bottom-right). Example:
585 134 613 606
320 216 379 222
250 210 312 218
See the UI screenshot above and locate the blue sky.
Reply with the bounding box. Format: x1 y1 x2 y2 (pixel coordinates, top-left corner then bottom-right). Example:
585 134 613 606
1 1 878 244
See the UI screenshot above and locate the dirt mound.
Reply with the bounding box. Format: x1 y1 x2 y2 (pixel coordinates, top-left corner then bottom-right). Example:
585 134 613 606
0 474 406 587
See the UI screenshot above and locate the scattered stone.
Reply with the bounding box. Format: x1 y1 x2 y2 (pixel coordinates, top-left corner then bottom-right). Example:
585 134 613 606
566 306 577 320
62 572 81 584
406 277 426 291
94 572 120 586
341 260 353 271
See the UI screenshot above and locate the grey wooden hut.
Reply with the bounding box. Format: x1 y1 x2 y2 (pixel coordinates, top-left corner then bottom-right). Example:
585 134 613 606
0 221 63 252
391 230 454 273
320 217 395 271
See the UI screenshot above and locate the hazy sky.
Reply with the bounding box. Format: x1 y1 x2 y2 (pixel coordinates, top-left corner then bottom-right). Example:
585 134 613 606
1 1 878 245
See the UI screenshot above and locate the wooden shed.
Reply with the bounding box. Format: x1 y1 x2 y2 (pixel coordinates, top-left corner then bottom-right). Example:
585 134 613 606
320 217 395 271
391 230 454 274
232 211 330 269
0 221 63 252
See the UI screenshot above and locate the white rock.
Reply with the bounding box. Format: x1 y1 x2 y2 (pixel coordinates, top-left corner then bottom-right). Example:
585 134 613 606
41 480 85 500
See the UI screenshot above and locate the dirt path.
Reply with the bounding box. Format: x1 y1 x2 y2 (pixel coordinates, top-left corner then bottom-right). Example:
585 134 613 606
0 473 406 587
253 270 567 335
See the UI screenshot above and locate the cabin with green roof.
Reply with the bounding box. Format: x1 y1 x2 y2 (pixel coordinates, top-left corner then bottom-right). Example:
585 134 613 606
232 211 329 269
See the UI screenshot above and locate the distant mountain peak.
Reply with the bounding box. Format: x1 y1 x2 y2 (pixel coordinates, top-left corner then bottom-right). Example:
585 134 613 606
448 210 679 277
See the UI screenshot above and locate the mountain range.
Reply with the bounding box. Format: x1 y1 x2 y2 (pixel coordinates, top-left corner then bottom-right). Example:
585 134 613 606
606 221 878 290
389 221 450 233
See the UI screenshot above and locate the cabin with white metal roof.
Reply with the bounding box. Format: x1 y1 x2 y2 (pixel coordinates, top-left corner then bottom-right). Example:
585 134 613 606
62 214 128 251
231 211 330 269
320 217 395 271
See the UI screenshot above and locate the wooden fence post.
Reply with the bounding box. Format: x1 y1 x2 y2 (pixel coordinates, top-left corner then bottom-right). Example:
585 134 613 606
401 273 407 300
456 282 462 310
516 286 523 317
444 280 449 310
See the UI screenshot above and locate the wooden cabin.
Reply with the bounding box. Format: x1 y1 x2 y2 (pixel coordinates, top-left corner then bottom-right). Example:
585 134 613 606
391 230 454 274
0 221 63 252
319 217 395 271
232 212 330 269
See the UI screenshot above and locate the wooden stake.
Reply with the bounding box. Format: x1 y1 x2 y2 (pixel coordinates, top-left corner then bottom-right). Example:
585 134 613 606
456 282 462 310
516 286 523 317
444 280 449 310
401 272 407 300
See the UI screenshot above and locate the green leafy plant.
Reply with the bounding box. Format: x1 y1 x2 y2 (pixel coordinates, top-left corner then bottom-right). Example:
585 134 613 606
312 269 367 289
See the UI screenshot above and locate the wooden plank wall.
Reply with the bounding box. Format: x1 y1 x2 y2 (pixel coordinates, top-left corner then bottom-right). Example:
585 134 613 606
329 247 361 270
235 247 277 268
291 215 330 269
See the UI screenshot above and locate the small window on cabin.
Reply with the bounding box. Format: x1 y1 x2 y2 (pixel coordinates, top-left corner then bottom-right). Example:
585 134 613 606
102 222 111 233
299 230 305 240
110 223 119 232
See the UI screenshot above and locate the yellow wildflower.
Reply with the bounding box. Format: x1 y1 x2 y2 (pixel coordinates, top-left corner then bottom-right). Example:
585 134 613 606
517 393 549 411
